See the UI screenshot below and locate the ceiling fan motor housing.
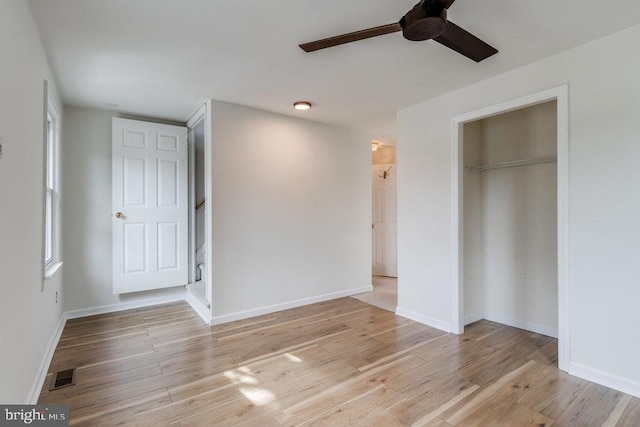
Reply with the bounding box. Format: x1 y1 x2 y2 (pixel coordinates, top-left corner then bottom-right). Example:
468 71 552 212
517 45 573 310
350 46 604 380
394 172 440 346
400 2 447 41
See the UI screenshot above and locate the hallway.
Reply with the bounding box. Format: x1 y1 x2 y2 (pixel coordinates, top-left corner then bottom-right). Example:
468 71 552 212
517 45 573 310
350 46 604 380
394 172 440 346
352 276 397 312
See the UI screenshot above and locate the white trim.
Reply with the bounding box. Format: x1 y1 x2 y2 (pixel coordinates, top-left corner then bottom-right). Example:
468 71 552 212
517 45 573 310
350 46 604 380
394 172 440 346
570 363 640 399
210 286 373 325
186 104 207 129
203 101 213 314
188 125 196 285
64 292 186 320
185 291 211 325
187 103 207 288
450 118 464 334
482 312 558 339
27 312 67 404
556 85 571 372
43 261 63 280
395 307 451 333
450 85 570 371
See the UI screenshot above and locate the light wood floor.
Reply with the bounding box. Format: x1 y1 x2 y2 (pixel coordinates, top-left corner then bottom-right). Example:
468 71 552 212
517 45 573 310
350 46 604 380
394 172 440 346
39 298 639 426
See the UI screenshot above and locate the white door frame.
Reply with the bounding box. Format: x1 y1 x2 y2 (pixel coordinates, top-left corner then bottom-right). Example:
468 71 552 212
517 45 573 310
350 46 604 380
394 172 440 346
186 103 213 315
450 85 570 371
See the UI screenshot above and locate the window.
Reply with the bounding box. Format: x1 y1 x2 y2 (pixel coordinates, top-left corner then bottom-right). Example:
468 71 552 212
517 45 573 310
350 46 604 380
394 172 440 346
44 81 62 278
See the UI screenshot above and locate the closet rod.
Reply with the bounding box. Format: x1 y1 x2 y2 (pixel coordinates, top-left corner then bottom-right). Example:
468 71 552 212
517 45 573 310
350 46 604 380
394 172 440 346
465 156 557 173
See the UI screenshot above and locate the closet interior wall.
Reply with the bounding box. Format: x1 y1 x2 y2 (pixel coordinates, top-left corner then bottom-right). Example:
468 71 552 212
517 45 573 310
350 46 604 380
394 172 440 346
463 101 558 336
194 119 206 265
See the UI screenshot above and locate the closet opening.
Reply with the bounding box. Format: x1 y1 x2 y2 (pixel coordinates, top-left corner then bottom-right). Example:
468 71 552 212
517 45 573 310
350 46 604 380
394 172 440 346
451 86 569 371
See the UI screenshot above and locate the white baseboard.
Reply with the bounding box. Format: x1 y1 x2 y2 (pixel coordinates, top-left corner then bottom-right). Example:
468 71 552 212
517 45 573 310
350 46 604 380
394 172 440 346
65 292 186 320
482 312 558 338
27 311 68 404
395 307 451 333
185 292 211 325
210 286 373 325
570 362 640 399
464 313 484 325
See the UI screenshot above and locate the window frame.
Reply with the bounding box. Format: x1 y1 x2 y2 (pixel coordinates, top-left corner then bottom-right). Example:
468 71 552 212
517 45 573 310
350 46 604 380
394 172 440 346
43 80 62 280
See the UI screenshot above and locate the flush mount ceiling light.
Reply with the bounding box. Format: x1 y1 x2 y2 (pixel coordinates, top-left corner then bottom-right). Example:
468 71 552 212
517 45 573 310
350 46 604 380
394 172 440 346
371 142 379 152
293 101 312 111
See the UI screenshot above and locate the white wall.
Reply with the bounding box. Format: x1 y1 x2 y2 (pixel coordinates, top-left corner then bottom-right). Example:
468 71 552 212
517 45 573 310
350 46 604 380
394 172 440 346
463 102 558 334
209 101 372 320
62 107 186 312
0 0 64 403
462 121 484 320
397 23 640 394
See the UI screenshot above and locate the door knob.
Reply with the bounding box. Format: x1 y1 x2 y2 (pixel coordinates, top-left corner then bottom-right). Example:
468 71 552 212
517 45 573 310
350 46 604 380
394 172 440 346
115 212 124 219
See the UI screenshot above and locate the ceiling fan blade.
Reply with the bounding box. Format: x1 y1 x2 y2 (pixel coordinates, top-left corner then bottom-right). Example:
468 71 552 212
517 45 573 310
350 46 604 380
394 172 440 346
422 0 456 8
433 21 497 62
300 23 401 52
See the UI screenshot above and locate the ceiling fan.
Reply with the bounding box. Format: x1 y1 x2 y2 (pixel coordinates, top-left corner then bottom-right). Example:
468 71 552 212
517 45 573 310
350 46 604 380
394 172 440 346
299 0 498 62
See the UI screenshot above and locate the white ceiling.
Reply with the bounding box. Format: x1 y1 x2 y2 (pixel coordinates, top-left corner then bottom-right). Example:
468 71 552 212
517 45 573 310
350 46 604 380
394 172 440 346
29 0 640 143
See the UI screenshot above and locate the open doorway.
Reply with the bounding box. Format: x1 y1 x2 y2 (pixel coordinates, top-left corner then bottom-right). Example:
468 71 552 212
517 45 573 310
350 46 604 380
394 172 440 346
185 104 212 322
354 141 398 312
451 86 569 371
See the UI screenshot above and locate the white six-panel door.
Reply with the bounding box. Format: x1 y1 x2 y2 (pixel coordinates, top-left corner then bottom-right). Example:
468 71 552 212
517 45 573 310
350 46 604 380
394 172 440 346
372 164 398 277
112 118 189 294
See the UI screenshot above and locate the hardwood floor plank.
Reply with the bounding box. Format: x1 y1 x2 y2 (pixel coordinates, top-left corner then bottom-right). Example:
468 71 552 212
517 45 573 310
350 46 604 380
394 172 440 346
174 395 268 426
517 368 591 419
380 374 479 426
527 339 559 366
167 344 355 403
48 341 156 374
349 313 413 335
70 389 172 427
124 388 246 426
443 360 550 424
456 344 532 386
57 327 149 348
602 394 632 427
346 329 446 371
357 334 448 372
38 298 637 426
284 355 425 423
65 308 140 325
420 419 453 427
616 396 640 426
39 362 163 405
403 339 495 392
301 384 405 426
460 320 505 340
554 382 627 426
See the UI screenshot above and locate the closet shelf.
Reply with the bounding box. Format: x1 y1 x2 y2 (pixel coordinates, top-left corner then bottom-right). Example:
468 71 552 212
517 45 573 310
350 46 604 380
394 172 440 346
465 156 557 173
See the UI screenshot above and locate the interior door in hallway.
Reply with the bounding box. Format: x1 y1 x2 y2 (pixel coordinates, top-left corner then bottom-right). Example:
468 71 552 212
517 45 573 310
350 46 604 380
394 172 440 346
112 118 189 293
372 164 397 277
